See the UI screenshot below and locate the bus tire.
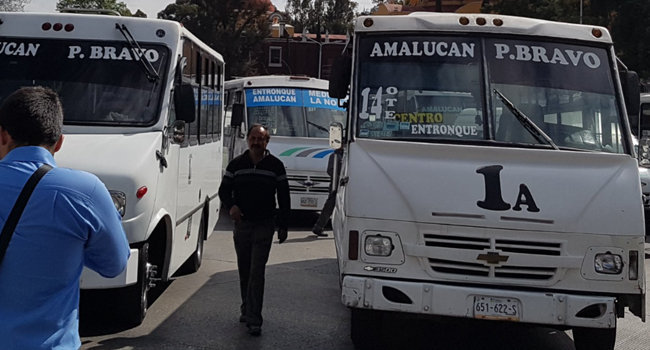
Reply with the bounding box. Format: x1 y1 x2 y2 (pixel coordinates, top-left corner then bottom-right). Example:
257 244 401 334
350 308 383 350
119 242 153 327
188 213 205 273
572 326 616 350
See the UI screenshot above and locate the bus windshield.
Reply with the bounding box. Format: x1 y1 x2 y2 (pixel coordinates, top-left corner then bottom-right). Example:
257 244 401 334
356 35 624 153
0 38 169 126
245 87 346 137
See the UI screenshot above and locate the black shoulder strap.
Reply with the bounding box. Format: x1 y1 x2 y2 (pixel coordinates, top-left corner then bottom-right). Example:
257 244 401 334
0 164 53 265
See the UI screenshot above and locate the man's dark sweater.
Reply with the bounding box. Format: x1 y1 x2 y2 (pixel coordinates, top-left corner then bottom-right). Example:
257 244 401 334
219 150 290 229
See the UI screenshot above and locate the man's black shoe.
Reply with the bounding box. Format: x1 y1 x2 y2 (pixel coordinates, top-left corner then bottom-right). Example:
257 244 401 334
312 227 328 237
248 325 261 336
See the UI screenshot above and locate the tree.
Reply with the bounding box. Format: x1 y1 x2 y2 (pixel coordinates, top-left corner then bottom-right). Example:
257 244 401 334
286 0 357 35
159 0 271 79
55 0 133 16
0 0 28 11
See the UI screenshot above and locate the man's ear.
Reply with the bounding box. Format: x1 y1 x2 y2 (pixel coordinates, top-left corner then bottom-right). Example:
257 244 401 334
53 134 64 153
0 126 12 147
0 127 13 159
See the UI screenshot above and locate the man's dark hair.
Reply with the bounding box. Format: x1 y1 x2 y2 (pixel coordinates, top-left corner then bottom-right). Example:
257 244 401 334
0 86 63 147
247 123 270 141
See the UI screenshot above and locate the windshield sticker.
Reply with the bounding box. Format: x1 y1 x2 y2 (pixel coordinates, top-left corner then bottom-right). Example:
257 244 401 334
0 41 39 56
67 45 160 62
358 85 482 138
410 124 479 136
394 112 444 123
369 40 475 58
493 43 600 69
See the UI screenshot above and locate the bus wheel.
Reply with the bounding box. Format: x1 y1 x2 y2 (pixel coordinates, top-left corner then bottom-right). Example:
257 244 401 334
351 308 383 350
572 326 616 350
119 242 155 327
187 215 206 273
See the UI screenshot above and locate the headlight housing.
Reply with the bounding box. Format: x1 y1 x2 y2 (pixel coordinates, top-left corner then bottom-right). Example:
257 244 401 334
365 235 393 256
109 190 126 217
594 253 623 274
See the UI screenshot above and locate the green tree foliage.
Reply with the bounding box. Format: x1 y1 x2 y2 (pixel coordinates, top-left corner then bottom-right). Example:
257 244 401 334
159 0 271 79
286 0 357 35
55 0 133 16
0 0 28 11
485 0 650 80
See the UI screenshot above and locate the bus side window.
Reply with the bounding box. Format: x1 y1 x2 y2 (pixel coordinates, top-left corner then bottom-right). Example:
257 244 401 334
200 56 211 144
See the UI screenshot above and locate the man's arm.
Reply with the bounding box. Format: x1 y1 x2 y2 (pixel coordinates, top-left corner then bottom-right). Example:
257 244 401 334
84 179 130 278
275 162 291 230
218 168 235 211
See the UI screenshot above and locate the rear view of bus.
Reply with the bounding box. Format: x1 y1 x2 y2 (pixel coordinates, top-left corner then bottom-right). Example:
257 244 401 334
0 11 225 326
225 75 346 211
329 13 645 350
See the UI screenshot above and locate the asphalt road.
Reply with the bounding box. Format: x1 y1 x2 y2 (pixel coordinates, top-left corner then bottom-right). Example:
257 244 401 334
79 211 650 350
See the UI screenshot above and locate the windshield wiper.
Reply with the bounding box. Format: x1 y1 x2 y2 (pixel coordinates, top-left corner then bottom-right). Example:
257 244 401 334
493 89 559 150
115 23 160 83
307 120 328 132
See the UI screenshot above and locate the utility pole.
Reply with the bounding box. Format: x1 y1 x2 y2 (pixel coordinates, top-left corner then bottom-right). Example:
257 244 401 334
580 0 583 24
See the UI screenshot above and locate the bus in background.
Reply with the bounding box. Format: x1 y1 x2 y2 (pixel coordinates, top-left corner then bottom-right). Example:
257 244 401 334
224 75 346 211
637 93 650 234
328 13 644 350
0 10 225 326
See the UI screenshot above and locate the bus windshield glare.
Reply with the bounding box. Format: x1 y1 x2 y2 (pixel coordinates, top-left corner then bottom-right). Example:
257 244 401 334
356 35 624 153
245 87 346 138
0 38 168 126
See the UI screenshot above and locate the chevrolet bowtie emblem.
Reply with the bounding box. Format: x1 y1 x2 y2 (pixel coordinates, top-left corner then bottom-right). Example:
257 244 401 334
477 251 509 265
299 180 316 187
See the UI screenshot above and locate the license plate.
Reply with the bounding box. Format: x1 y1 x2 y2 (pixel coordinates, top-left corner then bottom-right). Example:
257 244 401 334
300 197 318 208
473 295 520 321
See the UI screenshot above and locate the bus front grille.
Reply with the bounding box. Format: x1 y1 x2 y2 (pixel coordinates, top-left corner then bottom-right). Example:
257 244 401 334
287 175 330 193
422 234 560 281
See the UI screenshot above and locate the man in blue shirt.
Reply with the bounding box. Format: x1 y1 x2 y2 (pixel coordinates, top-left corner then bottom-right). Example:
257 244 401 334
0 86 130 349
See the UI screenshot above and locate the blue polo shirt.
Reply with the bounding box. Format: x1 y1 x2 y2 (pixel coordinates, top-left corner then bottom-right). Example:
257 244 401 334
0 146 130 349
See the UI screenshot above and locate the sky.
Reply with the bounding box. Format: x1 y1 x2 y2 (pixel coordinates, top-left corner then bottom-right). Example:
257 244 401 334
24 0 376 18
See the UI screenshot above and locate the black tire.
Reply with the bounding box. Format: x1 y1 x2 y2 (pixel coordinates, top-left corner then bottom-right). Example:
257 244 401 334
351 308 384 350
187 215 206 273
119 242 152 327
573 326 616 350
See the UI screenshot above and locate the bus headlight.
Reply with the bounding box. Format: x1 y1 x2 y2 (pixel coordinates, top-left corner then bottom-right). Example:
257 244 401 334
594 253 623 274
109 190 126 217
365 235 393 256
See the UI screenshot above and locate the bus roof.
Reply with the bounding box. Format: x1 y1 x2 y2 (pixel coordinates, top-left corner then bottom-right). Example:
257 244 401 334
0 11 223 61
225 75 330 90
356 12 612 44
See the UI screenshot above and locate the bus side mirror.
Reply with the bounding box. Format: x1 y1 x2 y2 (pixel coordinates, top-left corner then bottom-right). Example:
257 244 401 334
329 122 343 150
174 84 196 123
329 55 351 99
621 71 640 121
231 103 244 127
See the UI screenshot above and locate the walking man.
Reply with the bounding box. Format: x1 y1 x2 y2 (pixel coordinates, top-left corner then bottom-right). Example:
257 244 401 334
219 123 290 336
0 86 130 349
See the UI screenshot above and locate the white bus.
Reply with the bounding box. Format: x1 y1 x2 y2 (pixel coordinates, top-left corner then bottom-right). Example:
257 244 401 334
328 13 645 350
0 10 225 325
224 75 346 211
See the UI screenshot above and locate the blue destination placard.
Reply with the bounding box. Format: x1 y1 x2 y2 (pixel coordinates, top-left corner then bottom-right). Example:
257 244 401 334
246 87 302 107
246 88 344 110
302 89 344 110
